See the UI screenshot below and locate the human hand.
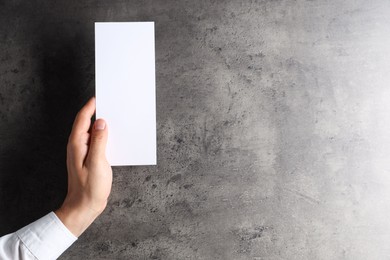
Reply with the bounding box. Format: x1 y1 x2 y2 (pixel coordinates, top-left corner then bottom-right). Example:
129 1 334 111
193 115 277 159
55 97 113 237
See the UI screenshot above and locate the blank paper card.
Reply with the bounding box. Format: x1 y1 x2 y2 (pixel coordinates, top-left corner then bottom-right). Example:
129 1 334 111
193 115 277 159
95 22 156 166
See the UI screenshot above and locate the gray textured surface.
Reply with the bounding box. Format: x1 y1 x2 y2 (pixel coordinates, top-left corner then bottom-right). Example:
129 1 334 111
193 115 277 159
1 0 390 259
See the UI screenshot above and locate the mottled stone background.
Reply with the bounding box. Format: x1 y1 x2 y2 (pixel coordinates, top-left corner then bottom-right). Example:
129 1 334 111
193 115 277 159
1 0 390 259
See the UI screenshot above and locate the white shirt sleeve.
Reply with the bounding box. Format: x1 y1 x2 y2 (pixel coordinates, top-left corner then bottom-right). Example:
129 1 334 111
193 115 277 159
0 212 77 260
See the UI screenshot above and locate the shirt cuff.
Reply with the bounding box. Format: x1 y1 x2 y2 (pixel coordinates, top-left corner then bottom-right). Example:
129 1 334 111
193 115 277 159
16 212 77 260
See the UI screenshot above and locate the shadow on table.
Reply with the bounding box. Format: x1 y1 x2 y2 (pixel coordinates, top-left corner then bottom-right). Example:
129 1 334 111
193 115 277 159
0 19 94 235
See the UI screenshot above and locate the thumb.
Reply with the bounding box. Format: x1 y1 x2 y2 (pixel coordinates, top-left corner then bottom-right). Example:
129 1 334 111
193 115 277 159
87 119 108 163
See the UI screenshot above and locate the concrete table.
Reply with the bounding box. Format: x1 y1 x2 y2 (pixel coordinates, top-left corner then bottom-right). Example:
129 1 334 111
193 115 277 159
0 1 389 259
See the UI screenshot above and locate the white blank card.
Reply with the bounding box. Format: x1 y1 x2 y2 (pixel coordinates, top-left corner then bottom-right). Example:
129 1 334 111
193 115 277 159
95 22 156 166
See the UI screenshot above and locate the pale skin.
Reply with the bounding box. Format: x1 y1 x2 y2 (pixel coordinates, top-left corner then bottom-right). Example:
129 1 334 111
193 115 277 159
55 97 113 237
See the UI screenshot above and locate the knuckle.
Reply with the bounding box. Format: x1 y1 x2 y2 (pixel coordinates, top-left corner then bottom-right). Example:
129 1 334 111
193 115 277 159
67 139 79 151
76 110 87 121
91 132 104 142
75 111 82 120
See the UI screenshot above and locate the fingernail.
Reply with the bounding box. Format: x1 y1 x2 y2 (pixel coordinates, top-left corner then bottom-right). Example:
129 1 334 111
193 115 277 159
95 120 106 130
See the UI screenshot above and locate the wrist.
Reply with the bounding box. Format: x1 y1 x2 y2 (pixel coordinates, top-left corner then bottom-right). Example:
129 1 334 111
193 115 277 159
55 202 101 237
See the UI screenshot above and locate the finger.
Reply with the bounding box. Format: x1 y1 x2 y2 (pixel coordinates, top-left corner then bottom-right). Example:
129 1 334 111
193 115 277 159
67 97 96 169
70 97 96 140
67 132 90 170
86 118 108 165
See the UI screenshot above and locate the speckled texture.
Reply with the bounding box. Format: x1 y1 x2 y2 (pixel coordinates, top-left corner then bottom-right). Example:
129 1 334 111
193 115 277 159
1 0 390 259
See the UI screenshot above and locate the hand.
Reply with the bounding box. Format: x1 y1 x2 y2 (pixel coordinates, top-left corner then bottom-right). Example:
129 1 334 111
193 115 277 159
55 97 113 237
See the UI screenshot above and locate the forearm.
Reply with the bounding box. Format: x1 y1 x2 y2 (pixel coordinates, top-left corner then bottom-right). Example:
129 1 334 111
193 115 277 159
55 202 102 237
